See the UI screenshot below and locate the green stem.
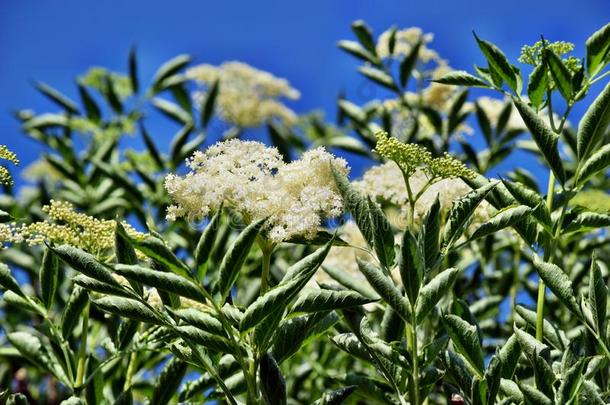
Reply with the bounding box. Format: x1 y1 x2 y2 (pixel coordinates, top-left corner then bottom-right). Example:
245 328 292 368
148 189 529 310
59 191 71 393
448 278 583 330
123 351 138 391
75 302 89 390
409 313 421 405
536 171 555 341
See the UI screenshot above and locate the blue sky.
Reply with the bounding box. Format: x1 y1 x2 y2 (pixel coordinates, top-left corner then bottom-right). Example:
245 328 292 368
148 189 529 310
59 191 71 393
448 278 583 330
1 0 608 182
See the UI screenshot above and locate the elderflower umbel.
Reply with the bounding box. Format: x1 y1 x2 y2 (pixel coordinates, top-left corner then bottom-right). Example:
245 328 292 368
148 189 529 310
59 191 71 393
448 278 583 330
354 163 492 228
518 40 580 73
0 145 19 186
165 139 349 244
14 200 145 257
376 27 441 63
187 61 300 128
374 131 475 179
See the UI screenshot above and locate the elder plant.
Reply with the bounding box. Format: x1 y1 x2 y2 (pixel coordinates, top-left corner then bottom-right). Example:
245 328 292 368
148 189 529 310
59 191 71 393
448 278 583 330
0 19 609 405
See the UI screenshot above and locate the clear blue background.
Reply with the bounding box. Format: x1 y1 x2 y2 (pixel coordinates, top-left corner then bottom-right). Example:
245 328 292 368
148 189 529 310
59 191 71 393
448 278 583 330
1 0 608 181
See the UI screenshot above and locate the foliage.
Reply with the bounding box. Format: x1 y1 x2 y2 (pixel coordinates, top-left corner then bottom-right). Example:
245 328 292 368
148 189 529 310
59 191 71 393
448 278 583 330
0 19 609 405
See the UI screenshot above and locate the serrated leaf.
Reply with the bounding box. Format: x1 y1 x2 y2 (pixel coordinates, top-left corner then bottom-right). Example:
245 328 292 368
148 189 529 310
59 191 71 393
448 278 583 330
502 179 552 229
577 81 610 162
399 230 423 304
115 264 205 302
73 275 131 297
313 386 357 405
588 257 607 336
443 181 498 250
259 353 287 405
0 263 25 297
172 308 225 336
195 210 221 280
151 357 187 405
586 22 610 77
514 305 566 351
217 218 265 299
497 334 521 379
533 258 581 316
513 327 550 359
8 331 70 384
544 48 573 100
357 258 411 323
399 40 421 88
130 235 191 278
33 81 80 114
469 205 532 240
527 64 548 109
271 312 338 364
240 243 330 332
50 244 121 287
420 194 441 271
176 326 237 354
358 66 398 91
474 33 518 92
291 289 375 313
513 98 565 184
61 286 88 338
321 265 379 300
443 314 484 375
578 143 610 185
564 212 610 234
520 383 552 405
152 54 191 92
152 98 193 125
415 268 459 323
432 71 489 87
93 296 161 324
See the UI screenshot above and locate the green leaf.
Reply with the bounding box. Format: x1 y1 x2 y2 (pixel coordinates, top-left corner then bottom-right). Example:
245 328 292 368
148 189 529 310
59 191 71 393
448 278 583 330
128 46 139 94
469 205 532 240
172 308 225 336
271 312 338 364
130 235 191 278
420 194 441 271
533 258 581 316
259 353 287 405
115 264 205 302
443 314 484 375
291 289 376 313
61 286 89 338
77 83 101 123
176 326 237 354
337 40 379 65
6 394 29 405
502 179 552 229
240 243 331 332
513 98 565 184
588 257 607 336
577 81 610 162
544 48 573 100
514 305 566 351
93 296 161 324
40 248 59 309
577 143 610 185
73 275 131 297
152 54 191 92
50 244 121 287
497 334 521 379
0 263 25 297
115 222 141 295
527 64 548 109
475 102 493 144
351 20 376 55
443 181 498 250
169 124 194 167
33 81 80 114
151 357 187 405
520 384 552 405
399 40 421 88
399 230 423 304
195 210 222 280
415 268 459 323
474 33 518 92
217 218 265 299
358 66 398 91
563 212 610 234
2 291 44 315
321 265 379 300
152 98 193 125
485 355 503 405
104 75 123 113
356 258 411 323
586 22 610 77
313 386 357 405
432 71 489 87
200 79 219 128
7 331 69 384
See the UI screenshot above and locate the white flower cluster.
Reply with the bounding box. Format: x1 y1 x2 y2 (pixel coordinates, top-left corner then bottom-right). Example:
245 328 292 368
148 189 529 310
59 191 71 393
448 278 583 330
165 139 349 244
376 27 440 63
354 162 492 228
186 61 300 128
